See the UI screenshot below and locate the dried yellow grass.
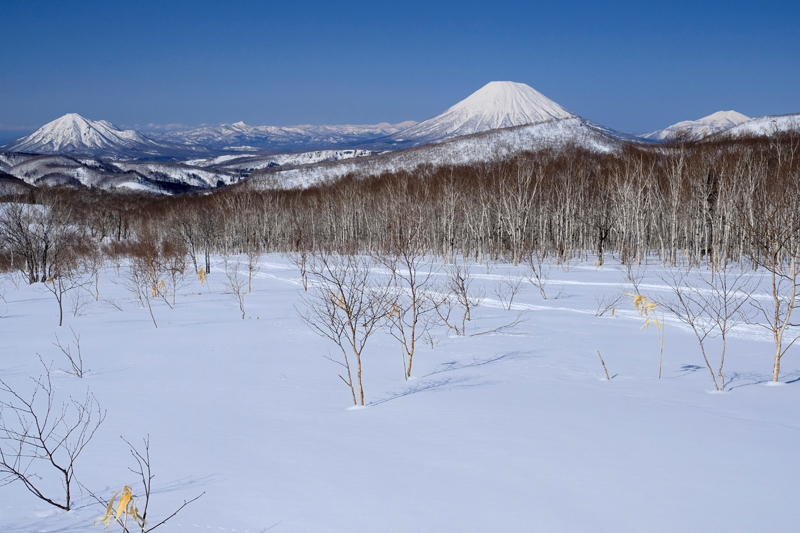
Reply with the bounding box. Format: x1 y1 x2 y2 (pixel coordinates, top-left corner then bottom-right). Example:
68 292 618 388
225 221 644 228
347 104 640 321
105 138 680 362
627 293 661 330
95 485 145 531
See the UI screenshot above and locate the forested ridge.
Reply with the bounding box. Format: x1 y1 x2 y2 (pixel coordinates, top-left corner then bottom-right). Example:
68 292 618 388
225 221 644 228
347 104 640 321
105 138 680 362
3 133 798 279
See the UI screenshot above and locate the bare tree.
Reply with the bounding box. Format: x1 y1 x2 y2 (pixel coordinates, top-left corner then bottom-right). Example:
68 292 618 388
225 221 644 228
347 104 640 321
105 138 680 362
377 248 437 379
41 259 88 327
741 192 800 382
493 271 524 311
54 327 85 378
161 240 188 308
79 239 105 301
299 252 392 405
288 250 310 291
660 265 753 390
0 358 105 510
69 289 93 317
121 259 161 329
245 248 261 294
620 261 647 296
523 249 549 300
222 255 248 320
120 236 176 328
594 291 625 317
434 258 484 337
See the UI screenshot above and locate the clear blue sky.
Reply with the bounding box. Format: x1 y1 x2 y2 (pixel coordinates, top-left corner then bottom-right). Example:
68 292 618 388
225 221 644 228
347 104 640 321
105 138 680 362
0 0 798 137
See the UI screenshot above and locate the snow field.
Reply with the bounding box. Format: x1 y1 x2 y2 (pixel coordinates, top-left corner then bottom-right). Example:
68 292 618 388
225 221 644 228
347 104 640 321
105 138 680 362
0 256 798 532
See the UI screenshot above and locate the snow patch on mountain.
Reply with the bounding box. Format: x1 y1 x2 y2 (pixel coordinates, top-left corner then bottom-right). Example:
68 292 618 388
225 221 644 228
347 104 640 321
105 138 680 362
378 82 575 148
642 111 751 141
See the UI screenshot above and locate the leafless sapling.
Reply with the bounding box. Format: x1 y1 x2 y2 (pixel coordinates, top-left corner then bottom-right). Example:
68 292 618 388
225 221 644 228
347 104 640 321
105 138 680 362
523 249 549 300
41 258 89 327
659 265 753 390
298 251 392 405
161 240 188 308
0 358 105 511
121 259 161 329
69 289 93 317
434 258 484 337
493 271 524 311
222 255 248 320
594 291 625 317
377 247 437 379
245 248 261 294
288 250 309 291
54 327 85 378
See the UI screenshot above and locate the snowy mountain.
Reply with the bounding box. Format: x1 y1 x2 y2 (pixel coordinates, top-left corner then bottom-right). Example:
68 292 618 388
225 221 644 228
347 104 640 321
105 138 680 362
374 81 575 149
1 113 199 160
718 113 800 138
150 121 416 153
641 111 751 141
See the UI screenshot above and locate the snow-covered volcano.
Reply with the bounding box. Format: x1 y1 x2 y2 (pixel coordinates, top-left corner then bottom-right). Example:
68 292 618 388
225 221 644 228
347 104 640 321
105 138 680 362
1 113 191 159
642 111 751 141
379 81 575 147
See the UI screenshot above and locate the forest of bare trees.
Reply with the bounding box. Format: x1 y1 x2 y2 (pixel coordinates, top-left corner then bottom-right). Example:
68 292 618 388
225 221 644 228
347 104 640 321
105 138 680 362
2 133 798 270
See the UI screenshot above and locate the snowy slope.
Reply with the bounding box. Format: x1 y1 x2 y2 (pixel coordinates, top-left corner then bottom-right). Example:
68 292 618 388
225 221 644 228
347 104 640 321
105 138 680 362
719 113 800 138
245 117 627 189
1 152 240 193
186 148 384 172
377 81 575 148
642 111 751 141
152 121 416 153
0 114 198 160
0 255 798 532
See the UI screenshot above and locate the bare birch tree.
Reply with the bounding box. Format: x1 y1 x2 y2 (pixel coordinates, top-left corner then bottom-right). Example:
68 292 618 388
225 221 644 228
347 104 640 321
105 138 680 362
298 252 392 405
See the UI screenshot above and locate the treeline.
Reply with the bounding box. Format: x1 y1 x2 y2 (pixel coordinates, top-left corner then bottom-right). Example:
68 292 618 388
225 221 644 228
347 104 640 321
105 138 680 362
1 133 800 279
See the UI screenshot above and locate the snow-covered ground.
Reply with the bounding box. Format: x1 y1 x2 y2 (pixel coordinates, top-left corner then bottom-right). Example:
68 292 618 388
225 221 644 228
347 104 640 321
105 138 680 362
1 255 798 532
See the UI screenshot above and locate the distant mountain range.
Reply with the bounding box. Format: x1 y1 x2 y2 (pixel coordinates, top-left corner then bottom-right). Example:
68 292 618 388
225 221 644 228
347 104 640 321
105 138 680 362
148 121 416 154
1 81 798 194
2 115 415 160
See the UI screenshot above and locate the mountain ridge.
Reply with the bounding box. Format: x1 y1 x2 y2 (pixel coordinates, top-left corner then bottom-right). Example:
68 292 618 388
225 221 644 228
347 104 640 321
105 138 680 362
147 120 417 153
641 110 751 141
